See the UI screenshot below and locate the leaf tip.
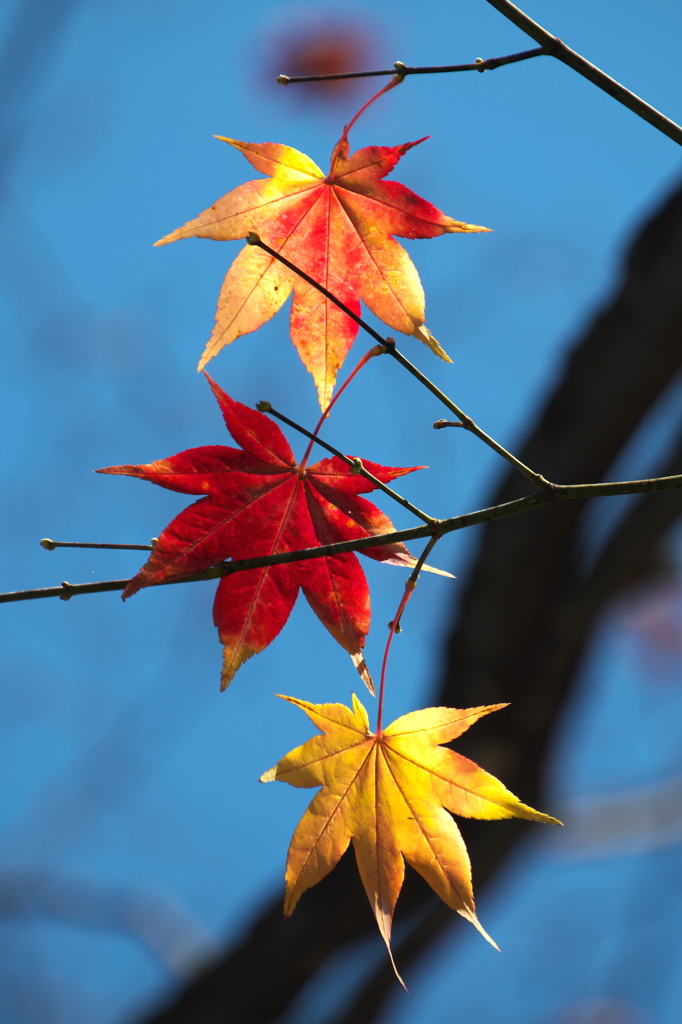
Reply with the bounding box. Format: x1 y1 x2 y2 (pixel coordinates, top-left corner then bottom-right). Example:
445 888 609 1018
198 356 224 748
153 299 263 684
351 653 375 695
421 563 456 579
260 766 278 783
412 325 452 363
374 911 407 988
219 650 238 692
444 220 492 235
458 905 499 951
349 693 372 733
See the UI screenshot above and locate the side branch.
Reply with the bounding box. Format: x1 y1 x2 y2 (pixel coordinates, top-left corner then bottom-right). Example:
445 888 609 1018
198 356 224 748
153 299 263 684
246 233 548 487
40 539 154 551
384 342 549 487
276 48 546 84
276 3 682 147
5 472 682 605
245 233 387 346
257 401 435 524
0 495 547 605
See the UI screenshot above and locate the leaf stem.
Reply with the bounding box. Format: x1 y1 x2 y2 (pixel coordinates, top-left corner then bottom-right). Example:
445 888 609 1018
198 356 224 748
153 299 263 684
484 0 682 146
376 583 414 735
376 535 439 733
300 346 385 468
276 47 546 84
257 402 435 524
339 73 405 145
9 471 682 605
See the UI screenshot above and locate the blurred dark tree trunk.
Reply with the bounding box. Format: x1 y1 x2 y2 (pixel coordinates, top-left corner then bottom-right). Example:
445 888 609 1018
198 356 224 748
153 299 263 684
136 178 682 1024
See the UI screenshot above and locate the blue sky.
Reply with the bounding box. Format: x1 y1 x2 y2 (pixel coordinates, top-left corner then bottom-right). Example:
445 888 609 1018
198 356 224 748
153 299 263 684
1 1 681 1022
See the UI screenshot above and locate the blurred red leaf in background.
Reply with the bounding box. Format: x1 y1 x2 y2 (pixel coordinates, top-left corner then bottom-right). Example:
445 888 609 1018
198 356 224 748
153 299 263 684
259 9 382 102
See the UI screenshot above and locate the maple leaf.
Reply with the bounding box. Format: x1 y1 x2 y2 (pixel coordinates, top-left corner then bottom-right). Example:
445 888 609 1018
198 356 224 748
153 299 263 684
155 129 489 407
261 694 561 982
98 376 442 691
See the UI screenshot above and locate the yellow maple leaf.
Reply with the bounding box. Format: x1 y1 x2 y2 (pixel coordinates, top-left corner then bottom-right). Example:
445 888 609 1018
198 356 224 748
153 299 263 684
261 694 560 983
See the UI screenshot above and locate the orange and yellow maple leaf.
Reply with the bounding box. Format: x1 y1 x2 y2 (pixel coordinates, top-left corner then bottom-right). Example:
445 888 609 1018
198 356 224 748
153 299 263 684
155 132 489 407
262 694 560 983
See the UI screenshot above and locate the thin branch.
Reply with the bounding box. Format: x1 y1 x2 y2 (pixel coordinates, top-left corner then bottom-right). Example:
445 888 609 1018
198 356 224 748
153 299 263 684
245 232 387 346
553 476 682 498
409 533 442 582
0 495 544 605
384 340 550 487
275 48 546 84
40 538 154 551
484 0 682 146
257 401 435 525
276 5 682 148
245 234 548 487
5 472 682 605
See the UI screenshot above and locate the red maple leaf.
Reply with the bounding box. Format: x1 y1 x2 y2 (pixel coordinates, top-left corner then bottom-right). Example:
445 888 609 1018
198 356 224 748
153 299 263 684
98 376 437 690
154 126 489 407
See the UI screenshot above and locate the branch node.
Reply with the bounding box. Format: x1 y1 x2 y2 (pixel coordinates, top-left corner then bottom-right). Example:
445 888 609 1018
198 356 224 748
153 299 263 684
256 400 272 413
150 537 158 547
276 74 290 86
542 36 563 58
350 458 363 475
475 57 486 72
538 479 560 498
40 538 56 551
387 620 402 633
59 581 73 601
393 61 408 78
246 231 261 246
